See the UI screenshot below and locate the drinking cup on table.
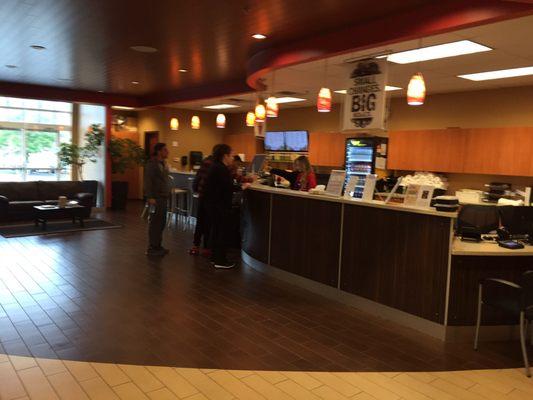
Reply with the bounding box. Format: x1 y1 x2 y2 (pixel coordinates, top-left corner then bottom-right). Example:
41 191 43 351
58 196 67 208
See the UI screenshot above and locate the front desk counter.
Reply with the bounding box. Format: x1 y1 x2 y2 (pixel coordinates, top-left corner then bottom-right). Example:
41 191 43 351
242 185 533 342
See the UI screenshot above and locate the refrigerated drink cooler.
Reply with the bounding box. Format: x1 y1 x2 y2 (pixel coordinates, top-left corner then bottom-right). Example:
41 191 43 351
344 137 387 198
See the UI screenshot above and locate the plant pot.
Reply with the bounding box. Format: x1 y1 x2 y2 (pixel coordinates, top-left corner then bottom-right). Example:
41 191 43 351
111 181 129 210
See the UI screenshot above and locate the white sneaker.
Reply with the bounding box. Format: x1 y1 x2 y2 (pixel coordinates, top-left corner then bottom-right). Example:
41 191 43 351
214 262 235 269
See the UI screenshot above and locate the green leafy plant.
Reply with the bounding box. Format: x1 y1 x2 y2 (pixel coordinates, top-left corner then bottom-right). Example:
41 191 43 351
108 136 147 175
58 124 105 180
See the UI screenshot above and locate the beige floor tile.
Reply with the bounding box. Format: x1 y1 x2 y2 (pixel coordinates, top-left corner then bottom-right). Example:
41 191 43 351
47 371 90 400
429 378 488 400
362 372 430 400
469 383 510 400
80 376 120 400
175 368 233 400
17 366 59 400
91 362 130 387
200 369 218 374
492 369 533 395
0 361 28 399
352 393 379 400
462 370 517 395
255 370 288 384
275 379 322 400
312 372 361 397
392 373 456 400
228 369 255 379
207 370 265 399
113 382 150 400
241 374 294 400
282 371 322 390
184 394 210 400
147 366 198 398
9 355 37 371
0 352 9 363
118 364 163 393
430 371 476 390
36 358 67 377
12 397 30 400
506 389 533 400
64 360 99 382
312 384 352 399
406 372 437 384
337 373 399 400
146 388 180 400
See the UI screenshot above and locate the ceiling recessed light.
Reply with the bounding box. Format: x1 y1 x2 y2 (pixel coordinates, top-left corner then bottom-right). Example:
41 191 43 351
131 81 140 85
178 69 188 73
203 104 240 110
30 45 46 50
98 90 104 93
385 40 491 64
335 86 403 94
252 33 267 40
130 46 158 53
458 66 533 81
112 106 135 110
274 97 306 104
5 64 17 69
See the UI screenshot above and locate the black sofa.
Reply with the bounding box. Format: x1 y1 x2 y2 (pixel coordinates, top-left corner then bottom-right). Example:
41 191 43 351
0 180 97 222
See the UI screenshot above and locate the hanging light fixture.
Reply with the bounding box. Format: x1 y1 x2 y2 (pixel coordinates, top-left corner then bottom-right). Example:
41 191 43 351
191 115 200 129
170 117 179 131
266 96 278 118
216 113 226 128
255 96 266 123
407 72 426 106
317 59 332 112
317 87 332 112
246 111 256 127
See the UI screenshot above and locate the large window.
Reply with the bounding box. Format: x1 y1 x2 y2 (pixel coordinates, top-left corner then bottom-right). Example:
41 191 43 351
0 97 73 181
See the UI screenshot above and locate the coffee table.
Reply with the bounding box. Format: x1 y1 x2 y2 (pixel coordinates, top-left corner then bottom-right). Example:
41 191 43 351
33 204 86 230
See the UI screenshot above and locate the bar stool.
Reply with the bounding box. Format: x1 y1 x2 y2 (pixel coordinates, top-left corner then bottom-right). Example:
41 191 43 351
167 188 188 227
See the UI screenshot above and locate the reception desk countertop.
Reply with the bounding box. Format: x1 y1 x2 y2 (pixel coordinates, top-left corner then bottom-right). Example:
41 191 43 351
249 184 458 218
451 237 533 256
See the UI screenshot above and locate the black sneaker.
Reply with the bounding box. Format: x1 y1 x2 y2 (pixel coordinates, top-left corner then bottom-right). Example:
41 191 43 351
214 262 236 269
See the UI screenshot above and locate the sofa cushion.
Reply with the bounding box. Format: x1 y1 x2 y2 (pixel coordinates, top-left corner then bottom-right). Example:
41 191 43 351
38 181 85 201
0 182 40 201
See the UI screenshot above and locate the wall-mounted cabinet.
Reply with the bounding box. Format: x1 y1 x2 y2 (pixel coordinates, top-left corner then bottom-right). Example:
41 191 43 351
388 127 533 176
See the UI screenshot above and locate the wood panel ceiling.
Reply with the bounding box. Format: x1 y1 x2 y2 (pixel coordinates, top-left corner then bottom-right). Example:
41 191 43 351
0 0 531 107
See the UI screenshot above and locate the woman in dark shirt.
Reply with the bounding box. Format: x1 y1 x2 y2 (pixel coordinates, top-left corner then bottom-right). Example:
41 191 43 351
269 155 317 192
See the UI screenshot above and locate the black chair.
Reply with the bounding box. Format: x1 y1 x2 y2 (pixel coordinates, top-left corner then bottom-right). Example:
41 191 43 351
474 271 533 377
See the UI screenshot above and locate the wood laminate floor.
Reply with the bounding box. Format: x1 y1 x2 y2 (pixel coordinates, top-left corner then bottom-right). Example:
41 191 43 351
0 202 530 375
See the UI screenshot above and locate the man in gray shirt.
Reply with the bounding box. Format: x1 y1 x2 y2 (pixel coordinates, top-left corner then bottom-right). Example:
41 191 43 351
144 143 171 256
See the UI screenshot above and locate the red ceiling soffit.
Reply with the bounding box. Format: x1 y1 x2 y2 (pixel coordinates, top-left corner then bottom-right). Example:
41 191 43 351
246 0 533 89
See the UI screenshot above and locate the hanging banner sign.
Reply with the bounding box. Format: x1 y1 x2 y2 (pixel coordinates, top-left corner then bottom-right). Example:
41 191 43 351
342 58 388 131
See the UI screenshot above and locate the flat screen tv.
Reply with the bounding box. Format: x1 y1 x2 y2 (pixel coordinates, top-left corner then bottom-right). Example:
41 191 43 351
264 131 285 151
265 130 309 152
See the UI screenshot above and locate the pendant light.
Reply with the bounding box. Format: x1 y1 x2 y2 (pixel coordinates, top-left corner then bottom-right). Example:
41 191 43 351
266 97 278 118
407 72 426 106
170 117 179 131
317 87 332 112
266 71 279 118
255 95 266 123
191 115 200 129
407 38 426 106
246 111 256 127
317 59 332 112
216 113 226 128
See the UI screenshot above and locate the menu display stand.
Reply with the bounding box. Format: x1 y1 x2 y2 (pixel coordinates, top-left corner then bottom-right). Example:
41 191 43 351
325 170 346 197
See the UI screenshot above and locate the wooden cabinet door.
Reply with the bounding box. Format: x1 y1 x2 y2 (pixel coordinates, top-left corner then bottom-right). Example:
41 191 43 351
463 127 533 176
388 129 466 173
309 132 345 167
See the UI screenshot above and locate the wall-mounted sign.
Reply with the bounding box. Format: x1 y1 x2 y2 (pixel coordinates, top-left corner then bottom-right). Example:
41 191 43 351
342 58 388 131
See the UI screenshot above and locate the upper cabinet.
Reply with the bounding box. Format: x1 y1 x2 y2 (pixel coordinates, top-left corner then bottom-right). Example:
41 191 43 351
388 127 533 176
388 129 466 173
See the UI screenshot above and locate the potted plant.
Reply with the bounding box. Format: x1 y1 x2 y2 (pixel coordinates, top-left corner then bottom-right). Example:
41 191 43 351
108 136 147 210
58 124 105 181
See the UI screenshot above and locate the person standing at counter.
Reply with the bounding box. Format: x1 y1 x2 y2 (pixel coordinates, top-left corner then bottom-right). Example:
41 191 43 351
203 144 235 269
189 155 213 256
144 143 171 256
269 155 317 191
